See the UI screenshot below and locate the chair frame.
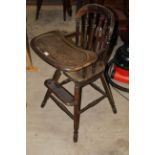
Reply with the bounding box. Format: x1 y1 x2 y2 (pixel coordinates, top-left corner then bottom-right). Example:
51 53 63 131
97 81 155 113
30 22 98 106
31 4 117 142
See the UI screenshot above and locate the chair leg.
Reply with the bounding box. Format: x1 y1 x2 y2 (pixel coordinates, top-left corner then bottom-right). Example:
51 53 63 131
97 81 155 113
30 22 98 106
66 0 72 17
36 0 43 20
100 74 117 114
41 89 51 108
41 70 61 108
52 70 61 83
62 0 66 21
73 85 82 142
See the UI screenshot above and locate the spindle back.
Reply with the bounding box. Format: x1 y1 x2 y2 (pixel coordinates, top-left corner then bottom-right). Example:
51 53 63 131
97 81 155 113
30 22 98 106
75 4 115 64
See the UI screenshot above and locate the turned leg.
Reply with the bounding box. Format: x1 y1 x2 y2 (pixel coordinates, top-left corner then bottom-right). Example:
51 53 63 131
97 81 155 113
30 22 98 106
100 74 117 114
41 89 51 108
36 0 43 20
73 85 82 142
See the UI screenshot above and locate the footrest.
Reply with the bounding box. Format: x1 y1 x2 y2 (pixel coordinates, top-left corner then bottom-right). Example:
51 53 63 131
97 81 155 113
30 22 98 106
44 79 74 106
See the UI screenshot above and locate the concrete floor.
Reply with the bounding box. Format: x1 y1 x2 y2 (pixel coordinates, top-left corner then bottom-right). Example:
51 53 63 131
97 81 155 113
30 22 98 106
27 5 129 155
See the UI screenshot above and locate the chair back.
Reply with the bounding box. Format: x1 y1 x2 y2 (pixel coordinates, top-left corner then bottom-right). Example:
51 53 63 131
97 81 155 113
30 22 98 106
75 4 116 64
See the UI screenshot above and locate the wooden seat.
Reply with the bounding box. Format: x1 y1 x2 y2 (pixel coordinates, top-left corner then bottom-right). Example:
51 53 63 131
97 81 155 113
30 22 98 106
31 4 117 143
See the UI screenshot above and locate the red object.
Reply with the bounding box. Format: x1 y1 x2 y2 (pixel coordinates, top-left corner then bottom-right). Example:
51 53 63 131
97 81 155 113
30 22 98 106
112 65 129 84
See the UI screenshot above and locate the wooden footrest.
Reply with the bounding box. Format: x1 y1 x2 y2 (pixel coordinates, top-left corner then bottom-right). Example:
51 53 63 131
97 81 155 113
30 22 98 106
44 79 74 106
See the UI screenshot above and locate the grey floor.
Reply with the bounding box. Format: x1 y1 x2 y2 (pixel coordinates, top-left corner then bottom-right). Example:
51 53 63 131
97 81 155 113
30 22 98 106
27 5 129 155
